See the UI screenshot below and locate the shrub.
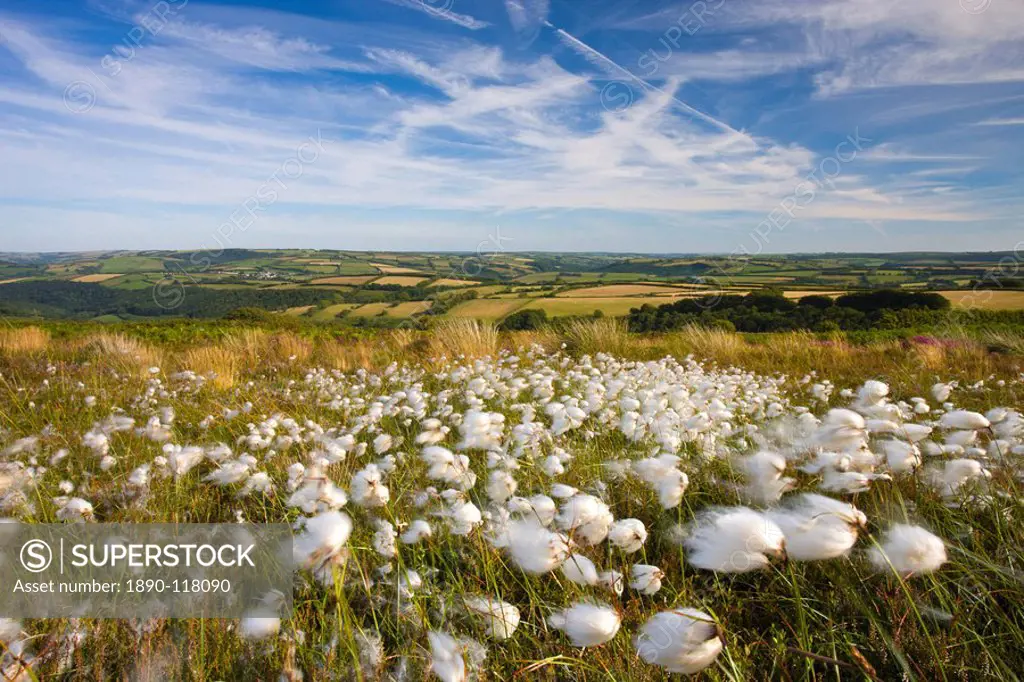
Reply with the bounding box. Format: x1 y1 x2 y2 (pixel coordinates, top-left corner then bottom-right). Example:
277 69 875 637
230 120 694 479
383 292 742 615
499 309 548 331
799 295 835 309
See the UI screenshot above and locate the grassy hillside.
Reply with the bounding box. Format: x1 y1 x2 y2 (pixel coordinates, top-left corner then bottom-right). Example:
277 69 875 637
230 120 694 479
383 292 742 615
0 321 1022 679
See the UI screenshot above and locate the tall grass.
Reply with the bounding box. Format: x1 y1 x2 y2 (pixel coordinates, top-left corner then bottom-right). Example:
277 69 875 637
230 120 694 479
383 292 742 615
221 328 270 362
983 329 1024 355
428 318 499 359
316 338 376 371
562 317 631 357
0 326 50 354
269 332 314 365
180 346 239 388
77 332 163 375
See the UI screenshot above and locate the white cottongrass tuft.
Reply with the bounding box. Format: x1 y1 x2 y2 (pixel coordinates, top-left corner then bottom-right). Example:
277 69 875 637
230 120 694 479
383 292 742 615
767 493 866 561
547 602 621 647
634 609 724 674
940 410 989 431
560 553 600 586
427 631 466 682
507 494 557 526
238 616 280 641
739 450 795 504
869 524 948 576
629 564 664 596
56 497 94 522
351 463 390 508
608 518 647 553
400 519 433 545
554 494 614 545
486 470 518 504
293 511 352 572
927 459 990 499
505 520 570 574
463 596 521 641
684 507 785 573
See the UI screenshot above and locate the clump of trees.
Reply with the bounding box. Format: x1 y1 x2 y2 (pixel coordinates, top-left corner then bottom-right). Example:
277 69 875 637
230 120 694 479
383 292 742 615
627 289 959 333
0 281 340 319
499 309 548 331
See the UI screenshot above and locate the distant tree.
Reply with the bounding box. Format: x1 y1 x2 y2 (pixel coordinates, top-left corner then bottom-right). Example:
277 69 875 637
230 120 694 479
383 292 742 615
799 295 835 309
743 291 797 313
499 309 548 331
223 307 276 322
836 289 949 312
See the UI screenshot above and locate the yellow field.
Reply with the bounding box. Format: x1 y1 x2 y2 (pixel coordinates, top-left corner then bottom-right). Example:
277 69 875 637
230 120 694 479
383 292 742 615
940 290 1024 310
493 290 548 299
556 283 690 298
428 278 480 287
386 301 432 317
448 299 528 320
347 301 430 317
371 263 424 274
309 276 376 285
783 290 842 299
310 304 358 320
374 276 428 286
282 305 315 316
348 303 390 317
523 297 671 317
468 285 507 297
72 273 124 283
0 278 30 285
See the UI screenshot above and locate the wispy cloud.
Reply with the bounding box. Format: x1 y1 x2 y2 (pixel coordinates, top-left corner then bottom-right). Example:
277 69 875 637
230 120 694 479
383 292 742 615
381 0 489 30
505 0 550 35
859 144 985 163
0 0 1020 252
548 23 744 137
974 117 1024 126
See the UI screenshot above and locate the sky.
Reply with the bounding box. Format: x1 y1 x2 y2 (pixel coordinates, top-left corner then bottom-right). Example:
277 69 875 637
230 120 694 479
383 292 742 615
0 0 1022 254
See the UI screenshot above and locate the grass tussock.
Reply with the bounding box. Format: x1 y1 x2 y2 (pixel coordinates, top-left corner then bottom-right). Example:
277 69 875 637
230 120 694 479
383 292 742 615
269 332 313 365
664 325 750 359
221 328 270 363
0 326 50 354
180 346 239 388
428 318 498 359
77 332 163 375
316 339 376 371
503 328 562 355
983 329 1024 355
562 317 630 357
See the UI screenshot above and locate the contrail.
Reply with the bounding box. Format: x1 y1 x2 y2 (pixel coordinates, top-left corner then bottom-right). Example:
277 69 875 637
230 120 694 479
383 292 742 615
545 20 747 139
383 0 489 30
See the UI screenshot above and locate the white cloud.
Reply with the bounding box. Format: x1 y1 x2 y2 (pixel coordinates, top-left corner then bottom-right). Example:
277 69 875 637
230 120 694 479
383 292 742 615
505 0 550 35
858 144 985 163
154 21 376 72
381 0 489 30
974 117 1024 126
724 0 1024 95
0 4 1010 251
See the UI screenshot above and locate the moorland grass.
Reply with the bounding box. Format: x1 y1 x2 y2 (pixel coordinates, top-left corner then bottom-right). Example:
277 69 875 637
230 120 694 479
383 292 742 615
0 321 1022 679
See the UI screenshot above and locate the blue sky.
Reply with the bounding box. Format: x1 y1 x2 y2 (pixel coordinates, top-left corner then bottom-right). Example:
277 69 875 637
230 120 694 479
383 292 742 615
0 0 1022 253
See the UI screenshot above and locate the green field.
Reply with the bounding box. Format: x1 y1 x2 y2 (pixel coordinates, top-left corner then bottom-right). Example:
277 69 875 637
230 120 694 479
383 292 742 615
99 255 167 273
2 250 1023 327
